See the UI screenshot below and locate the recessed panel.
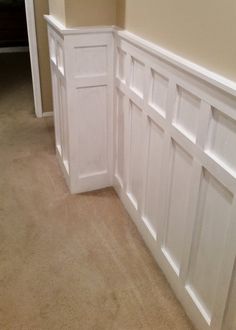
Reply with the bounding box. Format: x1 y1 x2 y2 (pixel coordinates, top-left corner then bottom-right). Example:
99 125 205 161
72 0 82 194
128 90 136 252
149 70 169 117
75 46 107 77
130 58 145 98
187 170 233 321
115 90 125 185
60 81 69 172
142 118 164 239
174 86 200 142
206 108 236 176
117 48 126 82
57 44 64 75
57 78 65 158
127 102 143 209
49 35 56 64
76 86 107 177
51 68 61 155
164 141 193 275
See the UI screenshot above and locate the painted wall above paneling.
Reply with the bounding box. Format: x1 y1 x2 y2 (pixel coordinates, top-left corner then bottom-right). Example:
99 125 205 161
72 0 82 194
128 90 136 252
49 0 116 27
49 0 236 82
116 0 236 82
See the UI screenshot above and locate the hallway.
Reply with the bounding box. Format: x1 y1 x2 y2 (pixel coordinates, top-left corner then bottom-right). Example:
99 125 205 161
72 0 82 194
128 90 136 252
0 53 194 329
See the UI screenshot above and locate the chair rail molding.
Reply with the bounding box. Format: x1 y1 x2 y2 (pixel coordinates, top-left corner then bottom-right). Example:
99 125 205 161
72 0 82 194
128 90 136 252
45 15 236 330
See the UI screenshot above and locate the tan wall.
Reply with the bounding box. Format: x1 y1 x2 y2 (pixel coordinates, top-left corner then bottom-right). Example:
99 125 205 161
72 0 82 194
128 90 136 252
65 0 116 27
34 0 53 113
116 0 236 81
48 0 66 25
48 0 236 80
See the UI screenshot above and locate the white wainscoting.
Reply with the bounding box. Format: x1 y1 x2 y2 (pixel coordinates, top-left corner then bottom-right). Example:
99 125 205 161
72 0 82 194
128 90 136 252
46 17 114 193
45 16 236 330
113 31 236 330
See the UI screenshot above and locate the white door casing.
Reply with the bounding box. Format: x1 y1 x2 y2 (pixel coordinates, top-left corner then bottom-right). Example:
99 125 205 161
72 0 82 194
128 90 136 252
25 0 43 118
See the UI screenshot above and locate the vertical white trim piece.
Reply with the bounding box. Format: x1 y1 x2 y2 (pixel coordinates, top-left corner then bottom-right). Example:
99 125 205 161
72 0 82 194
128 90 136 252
25 0 43 118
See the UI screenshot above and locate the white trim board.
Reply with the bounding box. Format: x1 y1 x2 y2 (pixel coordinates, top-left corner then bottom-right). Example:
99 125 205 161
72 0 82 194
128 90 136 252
25 0 43 118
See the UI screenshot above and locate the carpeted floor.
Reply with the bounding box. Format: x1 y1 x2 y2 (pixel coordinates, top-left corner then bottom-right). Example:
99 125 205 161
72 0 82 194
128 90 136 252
0 52 194 330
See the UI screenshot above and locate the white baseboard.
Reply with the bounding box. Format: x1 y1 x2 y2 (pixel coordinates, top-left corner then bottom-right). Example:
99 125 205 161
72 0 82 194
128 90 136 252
0 47 29 54
42 111 53 118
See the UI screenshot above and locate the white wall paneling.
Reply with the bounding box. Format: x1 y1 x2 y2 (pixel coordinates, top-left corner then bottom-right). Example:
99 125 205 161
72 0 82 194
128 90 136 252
46 17 114 193
45 16 236 330
114 30 236 330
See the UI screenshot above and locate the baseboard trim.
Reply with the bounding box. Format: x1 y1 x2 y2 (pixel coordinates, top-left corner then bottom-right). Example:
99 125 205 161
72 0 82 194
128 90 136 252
42 111 53 118
0 47 29 54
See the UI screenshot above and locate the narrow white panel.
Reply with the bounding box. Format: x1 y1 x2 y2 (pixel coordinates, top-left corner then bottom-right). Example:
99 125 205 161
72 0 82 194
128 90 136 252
74 46 107 77
164 141 193 275
57 77 65 159
61 82 69 173
117 48 126 82
130 57 145 98
174 86 200 142
49 34 56 64
206 108 236 176
149 69 169 117
187 170 233 322
51 68 61 155
142 118 164 240
57 44 64 75
76 86 107 177
115 90 125 185
127 102 143 209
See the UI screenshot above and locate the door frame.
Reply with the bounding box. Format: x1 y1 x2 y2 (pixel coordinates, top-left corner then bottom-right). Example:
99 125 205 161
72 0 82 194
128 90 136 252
25 0 43 118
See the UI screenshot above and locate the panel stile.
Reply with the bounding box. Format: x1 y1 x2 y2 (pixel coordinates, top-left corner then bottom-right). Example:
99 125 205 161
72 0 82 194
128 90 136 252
211 198 236 330
180 159 203 282
196 101 212 149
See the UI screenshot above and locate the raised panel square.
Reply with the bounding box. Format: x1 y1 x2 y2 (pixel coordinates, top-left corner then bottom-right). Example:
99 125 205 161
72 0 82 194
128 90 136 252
117 48 126 82
76 86 108 178
149 70 169 117
173 86 200 142
206 108 236 177
75 46 107 77
130 58 145 98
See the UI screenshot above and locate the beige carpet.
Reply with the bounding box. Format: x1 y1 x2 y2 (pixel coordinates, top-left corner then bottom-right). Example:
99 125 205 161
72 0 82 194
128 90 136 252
0 53 194 330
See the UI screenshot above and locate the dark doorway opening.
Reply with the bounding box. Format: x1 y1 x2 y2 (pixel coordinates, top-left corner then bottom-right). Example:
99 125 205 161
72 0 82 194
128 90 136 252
0 0 28 48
